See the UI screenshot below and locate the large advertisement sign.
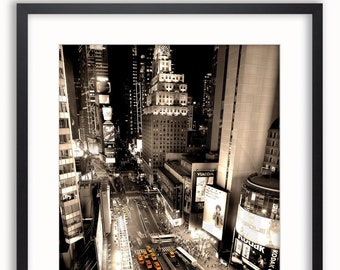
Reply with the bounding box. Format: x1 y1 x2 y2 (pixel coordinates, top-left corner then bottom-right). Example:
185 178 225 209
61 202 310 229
104 147 115 164
103 121 115 142
98 94 110 104
232 232 279 270
202 186 227 240
136 139 142 152
88 141 99 155
95 210 103 270
105 157 116 164
102 107 112 121
104 147 115 155
235 206 280 249
96 80 111 93
71 139 85 157
183 181 192 213
194 170 215 202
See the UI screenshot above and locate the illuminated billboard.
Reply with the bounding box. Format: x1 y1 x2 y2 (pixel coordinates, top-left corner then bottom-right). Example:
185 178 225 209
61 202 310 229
88 141 99 155
102 106 112 121
136 139 142 152
231 205 280 270
95 210 103 270
105 147 116 164
71 139 85 157
194 170 215 202
235 206 280 249
98 95 110 104
202 185 227 240
232 232 279 270
103 121 115 142
104 147 115 155
183 182 192 213
96 80 111 93
105 157 116 164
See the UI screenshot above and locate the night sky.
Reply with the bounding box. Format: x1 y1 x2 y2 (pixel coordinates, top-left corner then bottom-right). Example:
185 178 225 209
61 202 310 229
64 45 215 128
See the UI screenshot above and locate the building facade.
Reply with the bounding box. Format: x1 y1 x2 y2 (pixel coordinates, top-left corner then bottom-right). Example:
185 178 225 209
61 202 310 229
59 45 84 267
78 45 111 154
216 45 279 250
263 118 280 175
128 46 154 141
206 45 229 154
202 73 213 117
156 154 218 229
230 175 280 270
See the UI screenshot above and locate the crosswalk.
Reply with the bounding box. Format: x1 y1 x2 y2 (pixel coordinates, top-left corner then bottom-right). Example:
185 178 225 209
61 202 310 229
137 231 146 239
134 248 147 255
161 246 176 253
134 246 175 256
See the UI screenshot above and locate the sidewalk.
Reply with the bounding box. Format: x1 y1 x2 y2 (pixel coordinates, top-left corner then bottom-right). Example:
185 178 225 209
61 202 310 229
172 226 229 270
150 200 234 269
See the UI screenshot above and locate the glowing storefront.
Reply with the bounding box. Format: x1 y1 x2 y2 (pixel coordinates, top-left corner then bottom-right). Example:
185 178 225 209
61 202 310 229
231 175 280 270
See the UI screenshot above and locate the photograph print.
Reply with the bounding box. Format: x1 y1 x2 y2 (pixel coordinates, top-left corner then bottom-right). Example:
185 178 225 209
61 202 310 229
58 44 280 270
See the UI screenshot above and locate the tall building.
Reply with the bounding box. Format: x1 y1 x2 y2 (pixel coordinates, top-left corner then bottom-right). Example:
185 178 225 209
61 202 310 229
128 45 139 139
263 118 280 175
206 45 229 154
59 45 84 267
202 73 213 117
215 45 279 250
229 119 280 270
187 96 194 131
129 46 154 140
142 45 189 182
78 45 111 153
230 175 280 270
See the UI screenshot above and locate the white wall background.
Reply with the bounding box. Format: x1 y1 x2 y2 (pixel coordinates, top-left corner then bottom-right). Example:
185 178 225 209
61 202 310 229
1 0 338 269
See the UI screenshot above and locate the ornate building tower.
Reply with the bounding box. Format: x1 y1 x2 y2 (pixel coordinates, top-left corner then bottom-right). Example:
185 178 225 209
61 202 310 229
142 45 189 182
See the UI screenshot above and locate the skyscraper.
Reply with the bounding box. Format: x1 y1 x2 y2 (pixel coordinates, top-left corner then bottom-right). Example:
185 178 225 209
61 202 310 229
202 73 213 117
78 45 111 153
206 45 229 154
216 45 279 249
59 45 84 266
128 46 154 141
142 45 189 182
128 45 139 139
263 118 280 175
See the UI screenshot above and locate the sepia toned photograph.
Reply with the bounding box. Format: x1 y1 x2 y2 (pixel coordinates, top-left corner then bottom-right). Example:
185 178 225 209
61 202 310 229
59 44 279 270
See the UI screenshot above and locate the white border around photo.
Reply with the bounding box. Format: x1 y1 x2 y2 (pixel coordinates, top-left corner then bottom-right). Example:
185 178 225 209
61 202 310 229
28 13 312 270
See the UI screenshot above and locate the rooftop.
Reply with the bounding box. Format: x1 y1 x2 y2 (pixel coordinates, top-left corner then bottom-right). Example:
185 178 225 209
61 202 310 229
158 167 182 185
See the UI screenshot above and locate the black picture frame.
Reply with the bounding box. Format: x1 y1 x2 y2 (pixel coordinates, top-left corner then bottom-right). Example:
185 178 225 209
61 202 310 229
17 3 323 270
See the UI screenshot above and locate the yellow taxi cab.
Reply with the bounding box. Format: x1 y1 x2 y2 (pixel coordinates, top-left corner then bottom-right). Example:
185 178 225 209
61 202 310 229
153 261 162 270
150 252 157 261
169 250 175 258
146 245 153 253
145 259 153 269
137 254 144 264
143 250 149 259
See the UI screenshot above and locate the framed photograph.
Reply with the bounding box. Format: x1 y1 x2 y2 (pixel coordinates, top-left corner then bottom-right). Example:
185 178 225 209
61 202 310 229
17 3 322 270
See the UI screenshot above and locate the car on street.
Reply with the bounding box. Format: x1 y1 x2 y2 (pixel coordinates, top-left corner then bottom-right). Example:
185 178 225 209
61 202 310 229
137 254 144 264
169 250 175 258
150 253 157 261
153 261 162 270
143 250 149 259
146 245 153 253
145 259 153 269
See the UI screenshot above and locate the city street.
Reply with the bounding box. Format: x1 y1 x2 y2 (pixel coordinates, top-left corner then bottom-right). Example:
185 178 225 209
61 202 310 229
89 151 233 270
